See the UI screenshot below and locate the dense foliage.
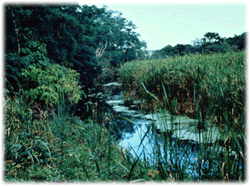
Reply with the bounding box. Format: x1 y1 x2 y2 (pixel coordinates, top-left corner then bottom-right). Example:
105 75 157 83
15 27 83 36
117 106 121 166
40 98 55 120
5 4 146 92
120 52 245 131
119 52 245 181
22 63 82 106
4 4 147 182
4 3 245 182
5 102 158 181
151 32 246 59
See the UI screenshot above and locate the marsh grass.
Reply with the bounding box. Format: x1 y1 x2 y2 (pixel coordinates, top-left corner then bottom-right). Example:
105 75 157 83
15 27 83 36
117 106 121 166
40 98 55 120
159 97 244 181
119 52 245 181
119 52 245 129
134 108 245 181
5 95 244 182
5 51 245 181
4 96 166 182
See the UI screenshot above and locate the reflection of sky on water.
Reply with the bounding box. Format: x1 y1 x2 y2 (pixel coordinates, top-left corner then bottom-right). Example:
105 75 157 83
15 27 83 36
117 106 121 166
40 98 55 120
119 119 155 160
105 88 238 180
103 83 244 180
118 118 200 178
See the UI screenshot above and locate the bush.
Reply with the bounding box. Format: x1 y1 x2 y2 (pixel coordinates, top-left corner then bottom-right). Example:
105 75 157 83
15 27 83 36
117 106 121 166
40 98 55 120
4 97 53 166
21 63 83 108
5 41 49 95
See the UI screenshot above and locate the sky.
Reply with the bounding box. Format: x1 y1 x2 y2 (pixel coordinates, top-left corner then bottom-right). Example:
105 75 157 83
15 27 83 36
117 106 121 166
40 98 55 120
92 3 246 50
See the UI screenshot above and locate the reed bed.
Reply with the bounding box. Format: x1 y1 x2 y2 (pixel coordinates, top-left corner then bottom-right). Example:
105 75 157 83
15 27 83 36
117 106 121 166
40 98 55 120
119 51 245 181
119 52 245 130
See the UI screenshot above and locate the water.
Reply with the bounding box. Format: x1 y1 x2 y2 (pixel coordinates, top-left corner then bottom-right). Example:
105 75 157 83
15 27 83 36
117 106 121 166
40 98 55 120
102 82 235 179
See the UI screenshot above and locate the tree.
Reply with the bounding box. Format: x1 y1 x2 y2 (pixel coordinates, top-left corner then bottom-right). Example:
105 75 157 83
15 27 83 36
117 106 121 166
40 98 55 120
93 8 147 66
226 32 246 50
203 32 221 43
5 4 147 119
199 32 238 54
150 32 245 59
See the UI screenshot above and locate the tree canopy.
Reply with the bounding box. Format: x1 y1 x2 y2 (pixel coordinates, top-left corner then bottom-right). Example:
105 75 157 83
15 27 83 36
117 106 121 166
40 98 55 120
5 4 146 95
151 32 246 59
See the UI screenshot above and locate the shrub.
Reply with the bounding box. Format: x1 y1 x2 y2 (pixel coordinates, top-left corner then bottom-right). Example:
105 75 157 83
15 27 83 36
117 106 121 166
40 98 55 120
5 41 49 95
4 96 53 166
21 63 83 107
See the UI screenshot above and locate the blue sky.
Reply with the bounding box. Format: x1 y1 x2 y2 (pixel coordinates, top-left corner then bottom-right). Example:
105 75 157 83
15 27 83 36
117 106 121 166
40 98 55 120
98 3 245 50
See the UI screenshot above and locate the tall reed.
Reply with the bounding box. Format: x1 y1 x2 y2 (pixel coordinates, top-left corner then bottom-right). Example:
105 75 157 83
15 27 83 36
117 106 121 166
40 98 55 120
143 83 245 181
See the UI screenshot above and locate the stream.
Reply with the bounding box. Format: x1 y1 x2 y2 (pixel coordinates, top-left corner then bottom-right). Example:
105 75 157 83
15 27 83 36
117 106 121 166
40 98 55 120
102 82 228 179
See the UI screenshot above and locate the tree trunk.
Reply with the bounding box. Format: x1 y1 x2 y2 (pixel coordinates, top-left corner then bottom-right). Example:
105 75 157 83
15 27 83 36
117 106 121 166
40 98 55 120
11 9 21 54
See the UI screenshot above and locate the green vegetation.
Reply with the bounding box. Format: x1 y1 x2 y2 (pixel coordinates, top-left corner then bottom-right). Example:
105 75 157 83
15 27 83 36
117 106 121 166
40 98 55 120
4 98 156 181
4 3 245 182
119 51 245 181
151 32 245 59
4 95 199 181
120 52 245 129
22 63 82 106
4 4 148 182
148 109 245 181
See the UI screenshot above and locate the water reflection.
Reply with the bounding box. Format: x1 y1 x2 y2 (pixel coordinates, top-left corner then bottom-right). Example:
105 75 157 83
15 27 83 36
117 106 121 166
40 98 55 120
102 82 244 180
